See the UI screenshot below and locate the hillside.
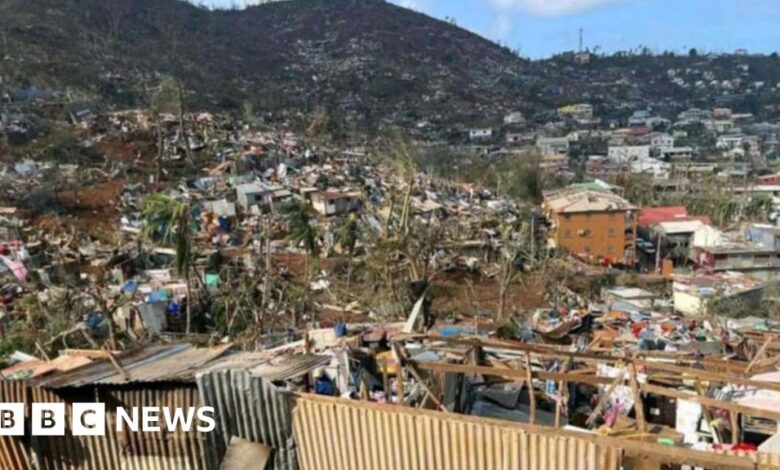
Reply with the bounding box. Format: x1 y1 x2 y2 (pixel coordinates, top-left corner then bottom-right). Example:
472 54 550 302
3 0 780 132
0 0 535 128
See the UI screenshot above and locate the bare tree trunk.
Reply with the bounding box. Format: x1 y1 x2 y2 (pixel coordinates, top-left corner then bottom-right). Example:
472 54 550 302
156 115 163 183
400 177 414 234
346 254 354 290
177 81 193 161
384 192 396 239
259 235 271 330
498 278 508 320
185 272 192 335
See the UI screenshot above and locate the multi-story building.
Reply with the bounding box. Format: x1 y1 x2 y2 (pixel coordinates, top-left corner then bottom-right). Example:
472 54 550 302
543 189 638 265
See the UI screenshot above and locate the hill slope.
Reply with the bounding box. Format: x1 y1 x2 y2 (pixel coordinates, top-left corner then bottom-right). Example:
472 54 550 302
0 0 535 127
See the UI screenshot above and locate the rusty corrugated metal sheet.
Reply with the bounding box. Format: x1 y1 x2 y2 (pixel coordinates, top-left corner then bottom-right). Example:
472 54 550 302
26 385 207 470
292 395 622 470
31 344 231 388
0 355 93 380
249 354 331 382
197 369 297 470
0 381 32 470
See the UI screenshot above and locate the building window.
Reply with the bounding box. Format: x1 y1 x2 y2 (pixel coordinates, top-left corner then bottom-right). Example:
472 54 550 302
608 228 617 237
564 214 572 220
609 212 616 218
563 230 572 238
607 246 616 254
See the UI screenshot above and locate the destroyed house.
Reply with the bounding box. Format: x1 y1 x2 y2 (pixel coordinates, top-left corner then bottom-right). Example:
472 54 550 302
544 190 637 265
236 183 292 211
693 244 780 282
310 191 362 216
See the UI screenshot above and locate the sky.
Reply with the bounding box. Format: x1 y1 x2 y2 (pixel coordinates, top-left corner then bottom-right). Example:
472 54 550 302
200 0 780 59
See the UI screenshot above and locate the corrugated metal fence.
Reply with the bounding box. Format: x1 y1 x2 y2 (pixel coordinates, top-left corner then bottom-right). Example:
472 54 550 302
292 395 621 470
0 382 207 470
197 369 297 470
0 381 32 470
31 385 207 470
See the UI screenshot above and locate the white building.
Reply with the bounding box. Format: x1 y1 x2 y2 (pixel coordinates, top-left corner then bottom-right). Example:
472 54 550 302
536 137 570 156
630 158 670 179
650 133 674 151
236 183 292 211
503 111 525 125
661 147 694 161
607 145 651 163
469 128 494 141
717 134 745 150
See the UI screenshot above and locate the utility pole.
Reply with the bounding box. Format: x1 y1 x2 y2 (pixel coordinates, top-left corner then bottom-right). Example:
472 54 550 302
579 28 584 53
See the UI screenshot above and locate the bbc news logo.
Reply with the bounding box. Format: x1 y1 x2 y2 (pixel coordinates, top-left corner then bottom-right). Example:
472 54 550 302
0 403 216 436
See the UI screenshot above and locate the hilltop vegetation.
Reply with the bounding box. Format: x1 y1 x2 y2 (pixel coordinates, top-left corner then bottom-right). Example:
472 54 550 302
2 0 780 133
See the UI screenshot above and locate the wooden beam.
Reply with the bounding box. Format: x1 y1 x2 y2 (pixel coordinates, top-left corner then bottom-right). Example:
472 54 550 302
393 344 406 406
524 352 536 425
586 369 626 427
555 361 569 428
643 361 780 392
410 359 780 423
410 360 617 387
746 335 774 373
405 362 448 413
103 347 130 382
641 383 780 422
628 363 646 433
695 381 722 444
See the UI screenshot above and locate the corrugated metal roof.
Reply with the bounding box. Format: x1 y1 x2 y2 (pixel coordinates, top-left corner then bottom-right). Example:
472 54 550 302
545 190 635 214
249 355 331 382
0 354 93 380
31 343 232 389
197 369 298 470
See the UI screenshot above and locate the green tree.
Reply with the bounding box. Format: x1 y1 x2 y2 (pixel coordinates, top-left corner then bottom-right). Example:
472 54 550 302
141 194 194 334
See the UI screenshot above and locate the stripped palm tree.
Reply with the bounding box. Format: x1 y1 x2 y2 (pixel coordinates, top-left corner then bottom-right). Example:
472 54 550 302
281 200 320 325
745 194 775 222
141 193 194 334
334 213 360 289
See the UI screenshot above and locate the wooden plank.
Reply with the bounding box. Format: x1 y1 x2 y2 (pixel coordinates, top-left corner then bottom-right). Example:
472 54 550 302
405 362 449 413
695 381 722 444
643 361 780 392
628 363 646 433
746 335 774 373
524 352 536 425
641 383 780 422
555 361 569 428
411 360 617 387
586 369 626 427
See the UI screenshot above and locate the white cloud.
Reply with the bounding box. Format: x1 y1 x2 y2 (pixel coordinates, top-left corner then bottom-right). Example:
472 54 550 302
493 15 514 40
491 0 624 16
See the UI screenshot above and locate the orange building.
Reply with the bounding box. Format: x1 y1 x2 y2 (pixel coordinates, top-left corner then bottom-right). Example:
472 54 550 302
543 190 637 265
